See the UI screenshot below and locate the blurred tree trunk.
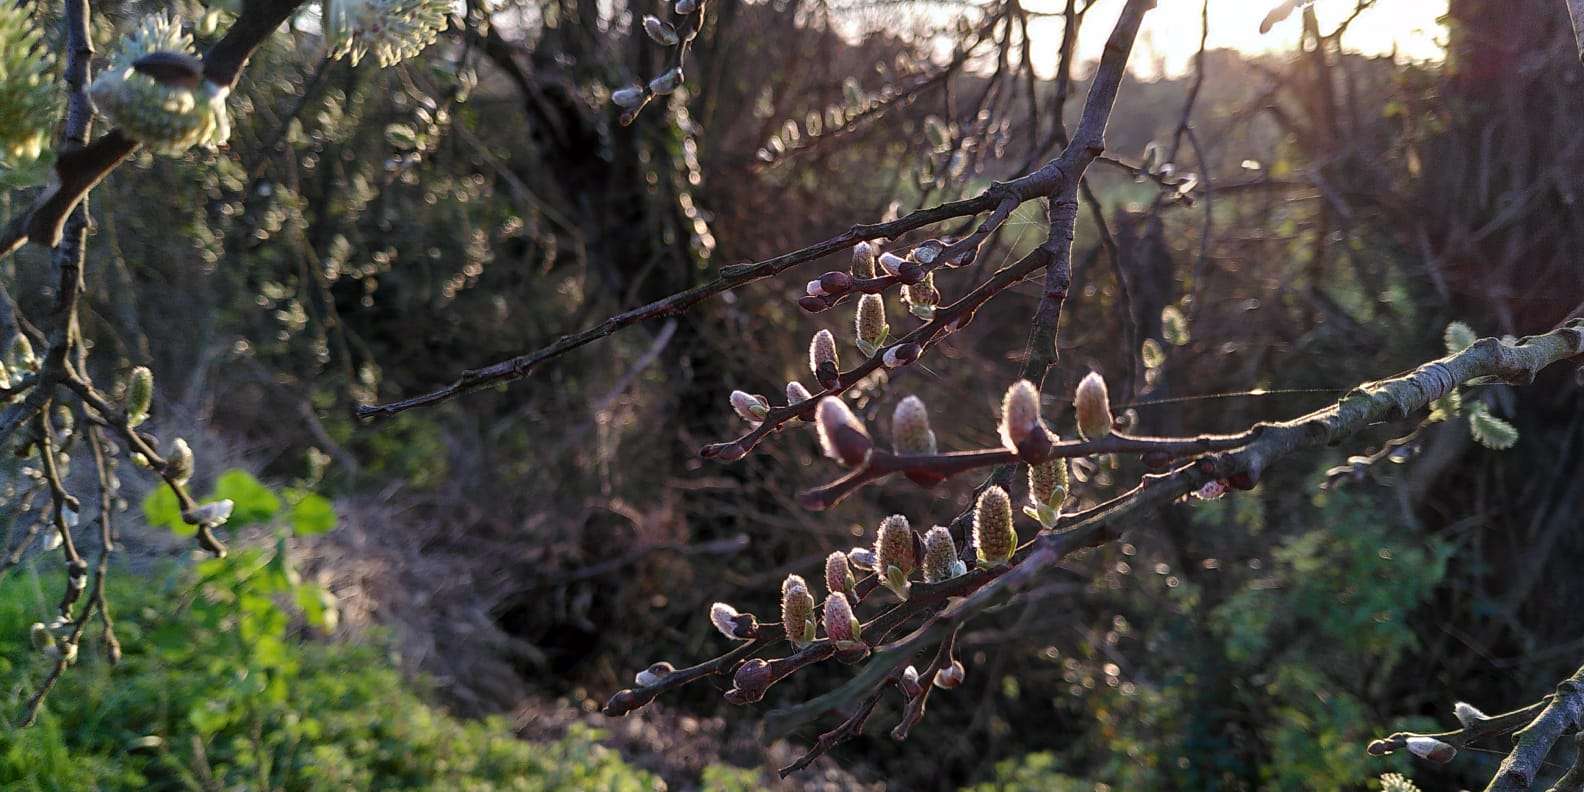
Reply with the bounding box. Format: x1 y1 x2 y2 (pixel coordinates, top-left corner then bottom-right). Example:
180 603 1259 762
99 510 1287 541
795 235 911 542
1432 0 1584 327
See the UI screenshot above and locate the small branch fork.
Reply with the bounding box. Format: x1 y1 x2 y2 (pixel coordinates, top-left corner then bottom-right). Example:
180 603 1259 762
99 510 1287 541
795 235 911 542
602 324 1584 774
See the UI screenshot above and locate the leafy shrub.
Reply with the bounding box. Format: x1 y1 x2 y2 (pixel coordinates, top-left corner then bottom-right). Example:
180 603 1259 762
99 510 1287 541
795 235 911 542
0 556 663 791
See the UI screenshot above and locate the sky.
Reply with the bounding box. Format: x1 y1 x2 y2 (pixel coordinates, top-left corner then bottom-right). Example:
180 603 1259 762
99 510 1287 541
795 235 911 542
1025 0 1449 78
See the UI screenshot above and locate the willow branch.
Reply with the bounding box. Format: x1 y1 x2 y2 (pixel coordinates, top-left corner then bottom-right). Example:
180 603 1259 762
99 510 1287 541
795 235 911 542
1486 664 1584 791
797 429 1253 511
760 324 1584 740
699 244 1048 462
63 370 227 556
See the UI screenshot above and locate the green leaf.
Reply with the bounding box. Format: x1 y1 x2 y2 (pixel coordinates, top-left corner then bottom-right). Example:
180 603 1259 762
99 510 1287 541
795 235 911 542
212 469 280 527
296 584 340 633
141 484 190 534
1444 321 1477 354
286 491 337 535
1468 406 1518 450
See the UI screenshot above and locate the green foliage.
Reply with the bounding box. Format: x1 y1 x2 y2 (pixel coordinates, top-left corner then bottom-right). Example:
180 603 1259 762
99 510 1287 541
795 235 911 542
141 468 337 536
212 469 282 525
1003 491 1445 790
960 752 1090 791
0 561 663 791
698 764 765 791
0 1 56 176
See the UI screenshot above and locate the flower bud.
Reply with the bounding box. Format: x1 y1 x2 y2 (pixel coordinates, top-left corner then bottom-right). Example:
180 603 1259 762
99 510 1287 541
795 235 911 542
603 689 642 715
91 16 233 154
1192 480 1228 500
998 380 1042 453
675 0 699 13
824 551 855 597
875 514 916 598
846 546 877 571
47 640 78 664
132 51 203 88
882 342 921 369
10 333 35 371
733 658 772 695
642 15 679 45
634 661 674 687
1453 701 1487 727
902 271 939 320
851 242 877 278
710 602 757 640
126 366 154 427
822 592 861 643
182 498 234 527
854 294 888 354
1025 457 1068 527
786 381 812 406
973 486 1016 566
781 574 817 647
815 396 871 467
912 241 943 265
921 526 960 583
612 85 645 108
29 622 52 652
166 438 194 486
900 665 924 697
0 2 56 169
934 659 965 689
1028 457 1068 512
325 0 450 67
897 260 925 283
878 252 907 277
729 390 770 423
1074 371 1113 441
891 395 936 456
809 329 840 388
1405 736 1456 764
818 271 853 295
648 67 683 96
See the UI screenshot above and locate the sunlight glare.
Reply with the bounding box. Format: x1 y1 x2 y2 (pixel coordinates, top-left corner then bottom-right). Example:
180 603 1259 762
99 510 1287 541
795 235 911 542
1025 0 1448 78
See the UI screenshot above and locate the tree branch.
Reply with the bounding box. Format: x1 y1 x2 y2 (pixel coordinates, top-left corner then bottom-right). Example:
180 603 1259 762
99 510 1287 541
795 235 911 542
0 0 306 257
